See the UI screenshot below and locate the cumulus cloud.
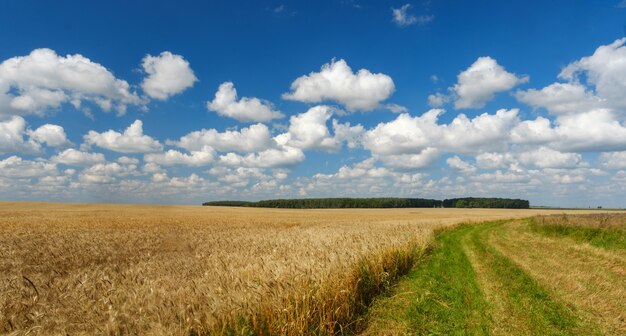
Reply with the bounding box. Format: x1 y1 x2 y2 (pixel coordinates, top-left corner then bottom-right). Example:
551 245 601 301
219 146 305 168
600 152 626 169
325 159 392 180
559 38 626 110
144 149 214 167
363 111 435 156
78 161 138 184
207 82 283 122
83 120 163 153
332 120 365 149
447 156 477 173
517 147 583 169
141 51 197 100
510 117 558 145
282 59 395 111
0 116 40 153
0 156 58 178
515 82 600 115
475 152 515 170
299 158 428 197
517 38 626 117
171 123 275 153
52 148 106 166
27 124 71 148
427 92 450 107
512 39 626 153
363 108 519 157
0 48 143 116
0 116 69 153
281 105 340 151
379 147 441 169
452 57 528 109
551 109 626 152
440 109 519 153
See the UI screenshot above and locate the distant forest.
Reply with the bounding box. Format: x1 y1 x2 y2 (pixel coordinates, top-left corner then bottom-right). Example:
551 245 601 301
202 197 530 209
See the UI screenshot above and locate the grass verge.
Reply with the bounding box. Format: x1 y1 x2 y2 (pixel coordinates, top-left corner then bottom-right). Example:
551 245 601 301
529 216 626 250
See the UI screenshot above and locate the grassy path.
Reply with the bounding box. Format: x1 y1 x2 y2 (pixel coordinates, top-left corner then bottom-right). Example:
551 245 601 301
362 219 625 335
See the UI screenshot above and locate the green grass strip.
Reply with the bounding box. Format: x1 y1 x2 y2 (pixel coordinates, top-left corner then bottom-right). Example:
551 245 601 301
470 222 594 335
528 220 626 251
400 224 491 335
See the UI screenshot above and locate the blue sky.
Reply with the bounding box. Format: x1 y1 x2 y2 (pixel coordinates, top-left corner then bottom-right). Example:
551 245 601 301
1 1 626 207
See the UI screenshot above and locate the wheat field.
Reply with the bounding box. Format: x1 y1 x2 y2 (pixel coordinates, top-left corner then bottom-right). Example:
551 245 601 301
0 202 602 335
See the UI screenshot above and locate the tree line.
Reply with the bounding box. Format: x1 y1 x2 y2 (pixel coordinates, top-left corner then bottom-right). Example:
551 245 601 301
442 197 529 209
203 197 530 209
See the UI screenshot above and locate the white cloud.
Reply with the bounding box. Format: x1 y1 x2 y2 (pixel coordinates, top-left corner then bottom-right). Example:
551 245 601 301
282 59 395 111
315 159 391 181
559 38 626 112
475 152 515 170
0 116 39 153
510 117 558 145
0 116 69 153
299 158 429 198
517 147 583 169
475 148 583 171
167 173 205 188
453 57 528 109
142 162 164 174
144 149 214 167
515 83 600 115
441 109 519 153
392 5 432 27
551 109 626 152
600 152 626 169
470 170 531 184
52 148 105 166
0 156 58 178
517 38 626 117
281 105 339 151
117 156 139 165
207 82 283 122
447 156 477 173
385 103 408 113
219 146 305 168
379 147 440 169
78 161 138 184
363 108 518 157
83 120 163 153
427 92 450 107
171 123 275 153
207 166 283 191
27 124 71 148
392 4 417 26
332 120 364 149
141 51 197 100
362 110 437 156
0 48 143 116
